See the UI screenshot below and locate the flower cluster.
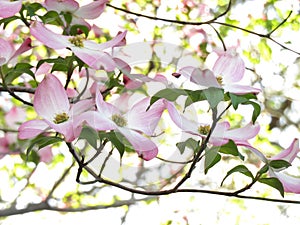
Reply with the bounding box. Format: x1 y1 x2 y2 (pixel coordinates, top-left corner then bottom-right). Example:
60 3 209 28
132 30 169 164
0 0 298 197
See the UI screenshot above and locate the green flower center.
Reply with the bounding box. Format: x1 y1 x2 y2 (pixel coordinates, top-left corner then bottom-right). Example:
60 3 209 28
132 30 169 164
68 35 85 47
53 112 69 124
198 125 211 135
216 76 223 85
112 114 127 127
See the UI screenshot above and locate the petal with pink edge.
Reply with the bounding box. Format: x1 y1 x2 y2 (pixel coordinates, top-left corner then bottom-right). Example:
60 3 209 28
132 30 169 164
79 111 117 131
0 38 14 65
118 127 158 160
34 74 70 121
30 21 70 49
44 0 79 12
95 92 119 117
223 122 260 142
18 120 49 139
270 170 300 194
127 97 165 136
75 0 108 19
271 139 299 163
0 0 22 18
190 68 220 88
10 38 32 61
224 84 261 95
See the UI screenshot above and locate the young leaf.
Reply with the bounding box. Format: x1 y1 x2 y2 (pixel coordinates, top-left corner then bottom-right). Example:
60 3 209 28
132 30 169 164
79 126 99 149
202 87 224 109
242 101 261 123
221 165 254 186
218 140 244 160
150 88 188 105
229 93 256 109
176 138 199 154
269 160 291 170
258 177 284 197
26 136 62 157
204 147 221 174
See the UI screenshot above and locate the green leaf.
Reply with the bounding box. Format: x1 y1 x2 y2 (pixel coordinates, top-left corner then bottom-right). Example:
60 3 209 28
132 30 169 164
25 3 43 17
269 160 291 170
40 11 63 26
21 150 40 164
184 90 207 108
0 16 19 29
150 88 188 105
221 165 254 186
258 164 269 175
70 24 89 37
5 63 34 84
100 131 125 157
26 136 62 158
202 87 224 109
219 140 244 160
79 126 99 149
229 93 256 110
176 138 199 154
258 177 284 197
204 147 221 174
242 101 261 123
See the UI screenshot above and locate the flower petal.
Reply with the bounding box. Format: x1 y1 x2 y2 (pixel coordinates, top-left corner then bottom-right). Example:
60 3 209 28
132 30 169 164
271 139 299 163
30 21 70 49
213 47 245 83
118 127 158 160
71 46 116 71
80 111 117 131
18 119 49 139
0 38 14 65
10 38 32 62
190 68 220 88
44 0 79 12
75 0 108 19
224 83 261 95
45 120 81 142
127 97 165 135
0 0 22 18
95 92 119 117
223 122 260 142
270 170 300 194
34 74 70 121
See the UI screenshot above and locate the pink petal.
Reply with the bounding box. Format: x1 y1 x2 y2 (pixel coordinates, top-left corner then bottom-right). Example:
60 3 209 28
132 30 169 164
5 106 26 128
75 0 108 19
190 68 220 88
212 47 245 83
223 122 260 142
45 120 81 142
118 127 158 160
270 170 300 194
271 139 299 163
95 31 127 51
238 142 268 162
18 119 49 139
30 21 70 49
34 74 70 121
0 38 14 65
95 92 119 117
127 97 165 135
10 38 32 61
80 111 117 131
38 146 53 163
70 99 94 116
224 83 261 95
165 100 199 134
0 0 22 18
44 0 79 12
71 46 116 71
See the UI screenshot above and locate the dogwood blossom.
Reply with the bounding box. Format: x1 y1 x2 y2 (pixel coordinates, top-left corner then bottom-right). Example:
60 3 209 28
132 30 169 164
81 92 166 160
43 0 108 29
243 139 300 194
30 21 126 71
165 101 260 146
18 74 93 142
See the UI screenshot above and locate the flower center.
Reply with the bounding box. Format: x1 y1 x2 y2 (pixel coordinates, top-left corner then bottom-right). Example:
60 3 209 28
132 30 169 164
68 35 85 47
198 125 211 135
53 112 69 124
216 76 223 85
112 114 127 127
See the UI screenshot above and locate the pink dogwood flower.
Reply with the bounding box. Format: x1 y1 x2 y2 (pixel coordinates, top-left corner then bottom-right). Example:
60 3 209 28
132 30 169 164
0 0 22 18
82 92 166 160
30 21 126 71
243 139 300 194
18 74 93 142
165 101 260 146
43 0 108 29
0 38 32 66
